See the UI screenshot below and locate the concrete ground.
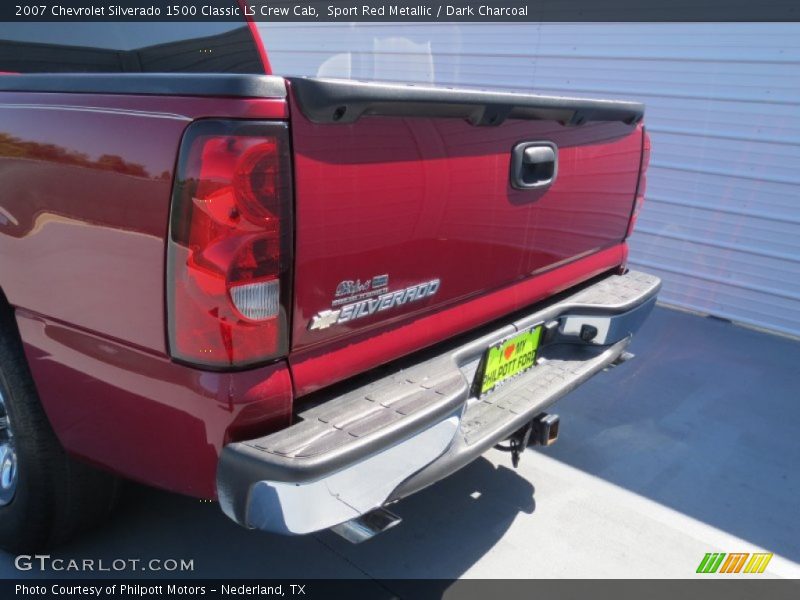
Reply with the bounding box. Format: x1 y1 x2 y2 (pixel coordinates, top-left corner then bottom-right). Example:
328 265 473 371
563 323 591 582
2 306 799 583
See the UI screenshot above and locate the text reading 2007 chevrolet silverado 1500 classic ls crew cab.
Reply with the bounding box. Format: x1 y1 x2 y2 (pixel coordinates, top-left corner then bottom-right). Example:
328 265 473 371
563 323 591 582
0 22 658 551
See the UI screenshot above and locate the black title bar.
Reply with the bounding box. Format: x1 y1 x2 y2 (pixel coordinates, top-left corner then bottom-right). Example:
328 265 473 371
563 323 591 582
3 0 799 22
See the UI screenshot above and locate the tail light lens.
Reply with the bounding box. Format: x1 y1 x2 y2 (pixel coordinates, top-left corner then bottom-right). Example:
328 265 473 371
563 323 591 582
167 120 293 369
626 128 651 238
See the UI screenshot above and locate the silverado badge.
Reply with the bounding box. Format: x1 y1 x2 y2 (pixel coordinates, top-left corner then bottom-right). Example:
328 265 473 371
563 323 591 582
309 278 441 331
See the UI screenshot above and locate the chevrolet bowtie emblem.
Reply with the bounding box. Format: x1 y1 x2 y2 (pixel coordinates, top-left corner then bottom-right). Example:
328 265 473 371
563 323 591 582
308 309 342 331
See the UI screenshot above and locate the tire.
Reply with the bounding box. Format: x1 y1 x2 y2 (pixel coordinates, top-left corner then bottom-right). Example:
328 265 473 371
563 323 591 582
0 306 120 553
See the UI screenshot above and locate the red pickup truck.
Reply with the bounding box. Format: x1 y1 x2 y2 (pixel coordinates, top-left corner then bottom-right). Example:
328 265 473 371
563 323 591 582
0 22 658 551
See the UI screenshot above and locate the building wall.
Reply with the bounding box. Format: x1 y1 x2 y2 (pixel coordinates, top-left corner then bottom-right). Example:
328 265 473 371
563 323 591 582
260 23 800 337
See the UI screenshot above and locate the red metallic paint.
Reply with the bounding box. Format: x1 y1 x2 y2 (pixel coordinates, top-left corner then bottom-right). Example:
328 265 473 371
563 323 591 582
0 91 291 496
0 92 287 353
239 0 273 75
15 309 292 498
289 244 627 396
288 88 642 357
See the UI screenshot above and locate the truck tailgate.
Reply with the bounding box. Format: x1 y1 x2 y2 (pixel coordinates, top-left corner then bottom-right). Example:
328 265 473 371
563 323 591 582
287 78 644 353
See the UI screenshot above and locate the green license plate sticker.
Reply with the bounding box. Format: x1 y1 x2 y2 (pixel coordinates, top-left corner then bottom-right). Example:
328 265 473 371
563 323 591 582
479 325 542 395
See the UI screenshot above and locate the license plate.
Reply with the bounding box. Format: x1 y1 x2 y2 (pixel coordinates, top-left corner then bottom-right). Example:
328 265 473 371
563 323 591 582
477 325 543 396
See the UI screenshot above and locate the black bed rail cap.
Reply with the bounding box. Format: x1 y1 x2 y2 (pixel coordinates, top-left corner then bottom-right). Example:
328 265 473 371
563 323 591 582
0 73 287 99
288 77 644 127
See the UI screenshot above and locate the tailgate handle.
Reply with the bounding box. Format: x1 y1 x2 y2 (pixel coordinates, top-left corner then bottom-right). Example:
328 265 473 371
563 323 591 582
511 142 558 190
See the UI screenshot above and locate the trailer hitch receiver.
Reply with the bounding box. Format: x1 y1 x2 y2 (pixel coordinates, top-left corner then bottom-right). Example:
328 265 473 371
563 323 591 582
494 412 560 468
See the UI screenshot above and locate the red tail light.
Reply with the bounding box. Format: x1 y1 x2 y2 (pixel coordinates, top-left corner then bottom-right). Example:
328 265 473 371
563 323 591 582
626 128 651 238
167 120 293 369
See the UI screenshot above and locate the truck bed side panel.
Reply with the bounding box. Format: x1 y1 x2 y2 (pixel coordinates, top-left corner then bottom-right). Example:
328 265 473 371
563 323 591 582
0 88 291 496
0 91 287 352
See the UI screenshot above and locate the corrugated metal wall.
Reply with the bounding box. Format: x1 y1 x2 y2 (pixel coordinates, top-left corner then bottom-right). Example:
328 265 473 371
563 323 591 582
261 23 800 337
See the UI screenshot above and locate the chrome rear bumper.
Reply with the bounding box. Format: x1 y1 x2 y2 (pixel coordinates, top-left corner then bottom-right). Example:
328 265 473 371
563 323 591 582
217 270 660 535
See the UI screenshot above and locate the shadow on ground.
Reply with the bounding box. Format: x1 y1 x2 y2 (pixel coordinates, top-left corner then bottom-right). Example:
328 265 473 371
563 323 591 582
537 306 800 562
1 456 534 582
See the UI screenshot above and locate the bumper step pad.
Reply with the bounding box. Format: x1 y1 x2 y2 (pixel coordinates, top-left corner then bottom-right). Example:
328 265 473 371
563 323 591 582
250 369 466 461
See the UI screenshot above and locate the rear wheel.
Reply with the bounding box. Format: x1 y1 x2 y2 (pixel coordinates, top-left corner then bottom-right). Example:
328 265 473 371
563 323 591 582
0 306 120 553
0 387 18 506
